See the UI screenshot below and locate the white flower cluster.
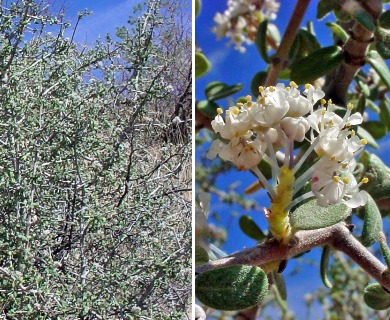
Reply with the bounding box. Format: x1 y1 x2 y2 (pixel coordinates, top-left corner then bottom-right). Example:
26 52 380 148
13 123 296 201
213 0 280 52
207 82 369 208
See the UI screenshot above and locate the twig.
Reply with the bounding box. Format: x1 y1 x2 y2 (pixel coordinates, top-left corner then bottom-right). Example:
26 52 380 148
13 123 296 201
264 0 310 86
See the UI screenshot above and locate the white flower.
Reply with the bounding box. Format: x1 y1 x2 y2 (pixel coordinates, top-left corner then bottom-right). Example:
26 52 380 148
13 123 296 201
280 117 310 142
211 106 251 140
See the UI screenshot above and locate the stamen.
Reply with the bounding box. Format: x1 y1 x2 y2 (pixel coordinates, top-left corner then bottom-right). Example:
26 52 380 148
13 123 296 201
320 99 326 105
360 139 368 145
246 101 253 108
237 102 243 107
251 166 277 199
264 133 280 188
259 86 265 93
246 95 252 101
293 134 321 174
362 177 369 183
304 84 311 90
232 107 240 115
347 103 354 110
343 177 350 184
269 86 275 92
285 191 315 212
332 176 340 183
290 81 298 89
217 108 223 115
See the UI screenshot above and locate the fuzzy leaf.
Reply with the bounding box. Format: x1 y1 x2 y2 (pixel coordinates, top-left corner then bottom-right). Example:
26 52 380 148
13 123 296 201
317 0 338 20
363 283 390 310
356 126 379 149
290 199 351 230
205 81 243 101
380 98 390 130
320 245 333 288
379 232 390 268
361 121 387 140
359 151 390 201
379 10 390 29
255 20 271 63
375 27 390 59
197 100 220 118
239 215 266 241
195 0 201 17
195 52 211 78
195 265 269 311
326 22 349 42
367 51 390 90
361 193 382 247
250 71 267 96
195 244 209 266
273 271 287 301
352 9 376 32
290 46 344 84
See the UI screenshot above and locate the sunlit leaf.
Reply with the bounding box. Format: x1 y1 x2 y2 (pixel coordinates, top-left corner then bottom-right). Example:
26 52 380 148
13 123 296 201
255 20 271 63
367 51 390 90
320 245 333 288
195 265 269 311
197 100 220 118
195 52 211 78
205 81 243 101
290 199 351 230
361 193 382 247
363 283 390 310
239 215 266 241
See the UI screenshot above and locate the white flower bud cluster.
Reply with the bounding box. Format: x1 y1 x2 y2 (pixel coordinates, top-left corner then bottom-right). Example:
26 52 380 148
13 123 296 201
207 82 369 208
212 0 280 52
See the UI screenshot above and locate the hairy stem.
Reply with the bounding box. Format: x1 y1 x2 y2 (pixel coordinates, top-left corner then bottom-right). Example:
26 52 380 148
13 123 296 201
196 222 390 291
264 0 310 86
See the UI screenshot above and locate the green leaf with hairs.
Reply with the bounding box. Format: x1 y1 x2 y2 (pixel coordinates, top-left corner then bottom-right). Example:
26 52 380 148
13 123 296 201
290 46 344 84
195 265 268 311
195 52 211 78
195 0 201 17
320 245 333 288
379 10 390 29
359 151 390 201
197 100 220 118
255 20 271 63
290 199 351 230
375 27 390 60
205 81 243 101
361 193 382 247
239 215 266 241
361 121 387 140
326 22 349 42
367 51 390 90
250 71 267 96
363 283 390 310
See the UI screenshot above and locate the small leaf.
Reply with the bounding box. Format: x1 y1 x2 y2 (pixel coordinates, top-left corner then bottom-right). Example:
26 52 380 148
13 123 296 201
363 283 390 310
272 271 287 301
359 151 390 200
195 265 269 311
197 100 220 118
255 20 271 63
239 215 266 241
250 71 267 96
290 46 344 84
326 22 349 42
195 0 201 17
375 27 390 59
379 98 390 130
317 0 338 20
205 81 243 101
355 77 370 96
379 10 390 29
195 52 211 78
367 51 390 90
379 232 390 268
352 9 376 32
356 93 366 114
356 126 379 149
290 199 351 230
361 193 382 247
195 244 209 266
320 245 333 288
361 121 387 140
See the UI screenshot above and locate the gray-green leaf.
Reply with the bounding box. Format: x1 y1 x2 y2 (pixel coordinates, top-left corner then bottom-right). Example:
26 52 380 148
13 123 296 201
320 245 333 289
205 81 243 101
367 51 390 90
195 265 269 311
363 283 390 310
239 215 266 241
290 199 351 230
361 193 382 247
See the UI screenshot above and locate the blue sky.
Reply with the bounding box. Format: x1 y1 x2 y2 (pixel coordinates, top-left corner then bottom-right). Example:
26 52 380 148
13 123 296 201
196 2 390 318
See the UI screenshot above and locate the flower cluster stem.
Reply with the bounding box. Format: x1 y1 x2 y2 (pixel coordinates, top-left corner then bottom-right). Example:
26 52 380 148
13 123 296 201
264 0 310 86
267 165 295 243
